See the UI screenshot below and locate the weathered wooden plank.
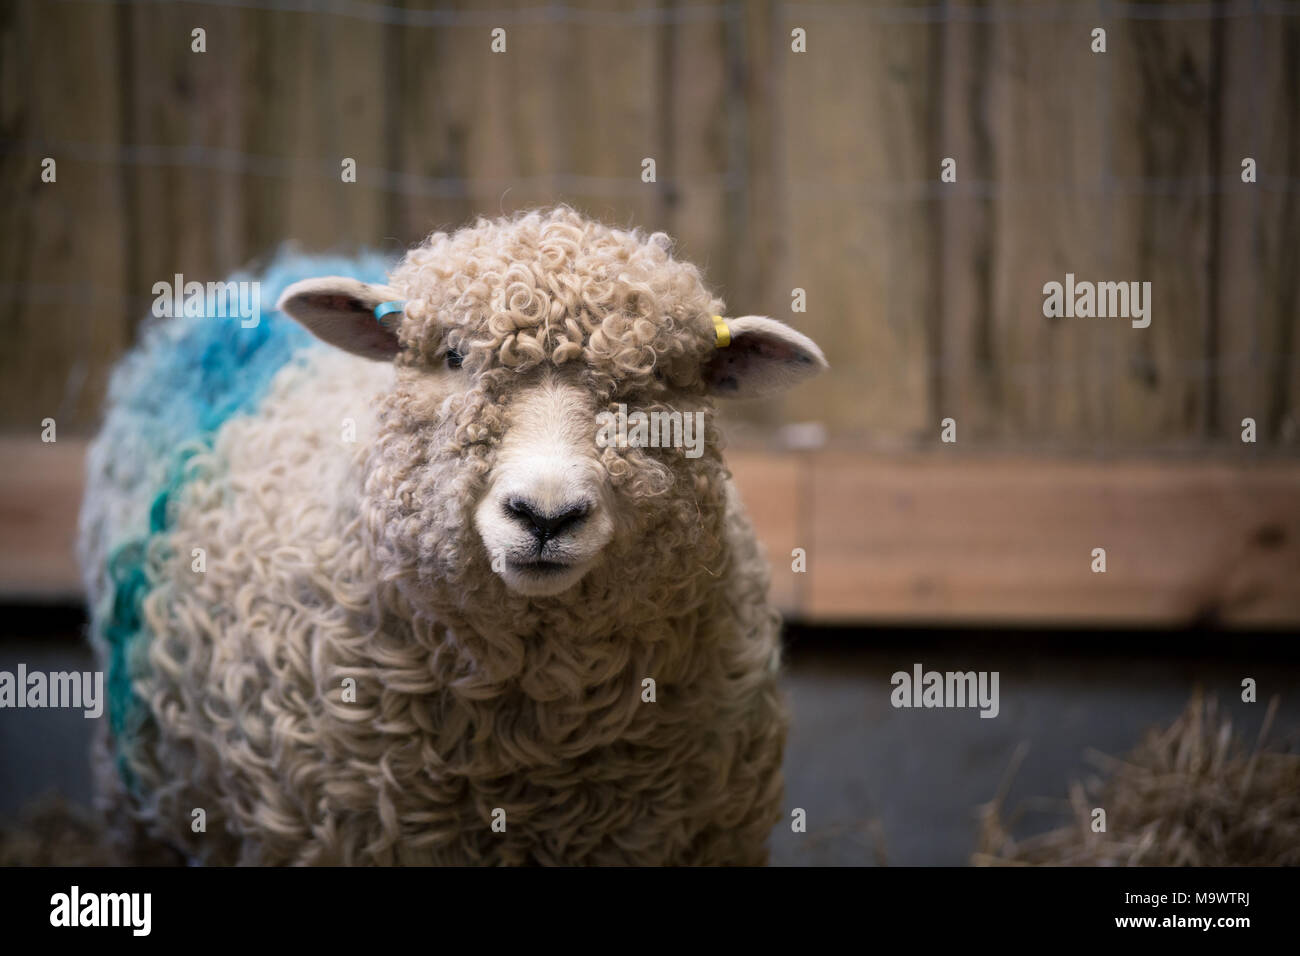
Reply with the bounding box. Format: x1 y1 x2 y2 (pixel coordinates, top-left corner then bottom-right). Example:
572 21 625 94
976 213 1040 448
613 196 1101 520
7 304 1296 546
715 0 787 439
734 0 785 321
937 6 997 442
113 4 389 283
0 439 86 600
387 0 477 240
391 1 649 230
1103 14 1217 443
727 449 802 615
554 0 660 227
1215 8 1299 450
235 7 307 259
440 4 551 212
779 4 935 436
976 13 1125 445
280 6 389 251
120 2 244 293
8 440 1298 629
0 0 129 435
805 451 1300 627
1 0 1296 459
656 3 731 309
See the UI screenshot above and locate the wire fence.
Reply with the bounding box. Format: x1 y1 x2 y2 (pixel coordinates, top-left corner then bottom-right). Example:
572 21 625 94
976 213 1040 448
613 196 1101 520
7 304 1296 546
57 0 1300 26
5 0 1298 444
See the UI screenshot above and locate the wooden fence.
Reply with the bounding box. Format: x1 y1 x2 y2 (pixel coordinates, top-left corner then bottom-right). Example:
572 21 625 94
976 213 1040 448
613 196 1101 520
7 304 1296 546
2 0 1296 449
1 2 1298 624
5 437 1299 625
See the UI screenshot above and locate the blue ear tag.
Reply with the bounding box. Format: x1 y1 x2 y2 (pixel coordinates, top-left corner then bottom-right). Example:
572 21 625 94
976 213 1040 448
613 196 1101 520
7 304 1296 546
373 300 406 323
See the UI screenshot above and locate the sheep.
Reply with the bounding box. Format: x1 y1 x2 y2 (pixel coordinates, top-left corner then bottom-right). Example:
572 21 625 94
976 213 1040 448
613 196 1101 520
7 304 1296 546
79 206 828 865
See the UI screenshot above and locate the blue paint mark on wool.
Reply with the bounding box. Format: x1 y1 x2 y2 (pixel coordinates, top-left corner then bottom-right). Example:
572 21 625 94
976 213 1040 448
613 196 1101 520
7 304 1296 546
99 249 395 787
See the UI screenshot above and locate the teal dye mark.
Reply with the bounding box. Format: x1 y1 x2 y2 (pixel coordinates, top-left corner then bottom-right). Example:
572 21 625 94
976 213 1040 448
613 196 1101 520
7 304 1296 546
148 447 198 536
104 448 202 793
95 250 396 793
147 490 169 537
103 540 149 792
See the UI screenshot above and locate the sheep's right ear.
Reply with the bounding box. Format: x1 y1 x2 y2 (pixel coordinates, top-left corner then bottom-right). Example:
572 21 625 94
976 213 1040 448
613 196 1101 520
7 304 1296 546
703 315 828 399
276 277 404 361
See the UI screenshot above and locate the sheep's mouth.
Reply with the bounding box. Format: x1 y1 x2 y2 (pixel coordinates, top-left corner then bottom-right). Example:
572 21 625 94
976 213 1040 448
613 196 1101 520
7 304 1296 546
499 555 593 597
507 559 571 575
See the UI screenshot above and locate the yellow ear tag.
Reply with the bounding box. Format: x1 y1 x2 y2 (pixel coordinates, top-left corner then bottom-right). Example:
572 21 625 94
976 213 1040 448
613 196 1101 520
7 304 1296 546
712 315 731 348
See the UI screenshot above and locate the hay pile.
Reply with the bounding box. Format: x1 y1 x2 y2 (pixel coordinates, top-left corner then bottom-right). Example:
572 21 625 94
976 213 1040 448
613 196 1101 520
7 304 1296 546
975 694 1300 865
0 795 118 866
0 794 189 866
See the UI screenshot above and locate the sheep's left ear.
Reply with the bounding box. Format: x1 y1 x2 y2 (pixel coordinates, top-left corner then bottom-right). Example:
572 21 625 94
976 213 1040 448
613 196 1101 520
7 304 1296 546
276 277 404 361
703 315 828 399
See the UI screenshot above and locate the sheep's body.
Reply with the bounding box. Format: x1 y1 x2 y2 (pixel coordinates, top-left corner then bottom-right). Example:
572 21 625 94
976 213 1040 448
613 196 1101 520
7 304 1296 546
80 210 793 865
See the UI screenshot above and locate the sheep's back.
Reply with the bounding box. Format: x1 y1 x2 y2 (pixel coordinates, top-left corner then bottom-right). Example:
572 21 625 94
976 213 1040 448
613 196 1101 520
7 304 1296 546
78 251 393 800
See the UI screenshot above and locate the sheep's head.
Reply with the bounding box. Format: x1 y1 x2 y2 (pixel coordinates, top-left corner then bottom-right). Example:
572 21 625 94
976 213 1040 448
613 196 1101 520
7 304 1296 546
277 208 826 618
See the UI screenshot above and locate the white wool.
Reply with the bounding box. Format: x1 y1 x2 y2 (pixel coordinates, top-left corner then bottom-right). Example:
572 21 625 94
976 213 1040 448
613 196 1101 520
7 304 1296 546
83 210 814 865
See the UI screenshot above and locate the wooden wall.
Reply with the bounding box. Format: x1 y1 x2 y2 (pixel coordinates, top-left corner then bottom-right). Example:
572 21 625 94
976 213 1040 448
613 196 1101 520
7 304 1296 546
7 437 1299 625
1 0 1297 451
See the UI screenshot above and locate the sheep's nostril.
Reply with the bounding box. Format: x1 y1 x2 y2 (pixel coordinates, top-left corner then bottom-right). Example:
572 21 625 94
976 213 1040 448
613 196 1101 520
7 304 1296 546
549 502 590 537
505 498 591 543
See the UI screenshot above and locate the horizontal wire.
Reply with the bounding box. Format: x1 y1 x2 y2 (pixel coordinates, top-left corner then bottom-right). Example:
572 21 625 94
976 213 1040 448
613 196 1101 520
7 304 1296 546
789 0 1300 24
1 281 1292 384
4 140 1296 199
14 2 1293 443
56 0 1300 26
58 0 741 27
0 140 740 198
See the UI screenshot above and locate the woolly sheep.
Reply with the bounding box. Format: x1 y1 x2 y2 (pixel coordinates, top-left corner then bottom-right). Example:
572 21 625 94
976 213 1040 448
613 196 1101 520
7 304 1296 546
79 206 828 865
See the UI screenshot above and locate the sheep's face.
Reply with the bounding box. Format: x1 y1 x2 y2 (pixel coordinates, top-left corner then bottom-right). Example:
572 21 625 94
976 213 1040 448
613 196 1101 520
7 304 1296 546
278 209 826 607
469 369 617 597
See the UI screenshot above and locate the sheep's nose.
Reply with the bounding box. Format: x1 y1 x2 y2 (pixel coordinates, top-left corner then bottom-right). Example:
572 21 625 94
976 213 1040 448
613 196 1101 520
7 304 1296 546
505 497 590 544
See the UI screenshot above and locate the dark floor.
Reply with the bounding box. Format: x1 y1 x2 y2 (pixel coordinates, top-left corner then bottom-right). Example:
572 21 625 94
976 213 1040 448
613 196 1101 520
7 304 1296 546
3 607 1299 865
772 627 1300 865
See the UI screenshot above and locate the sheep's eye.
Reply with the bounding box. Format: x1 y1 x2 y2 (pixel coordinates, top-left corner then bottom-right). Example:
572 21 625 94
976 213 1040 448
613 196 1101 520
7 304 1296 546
445 349 463 370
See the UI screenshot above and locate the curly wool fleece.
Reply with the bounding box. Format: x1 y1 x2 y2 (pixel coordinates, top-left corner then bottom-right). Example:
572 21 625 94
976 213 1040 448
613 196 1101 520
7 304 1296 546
79 206 823 865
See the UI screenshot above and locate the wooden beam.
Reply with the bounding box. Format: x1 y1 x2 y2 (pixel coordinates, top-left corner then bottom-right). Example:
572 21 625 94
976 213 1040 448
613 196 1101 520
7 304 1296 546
0 438 86 602
3 439 1298 627
732 450 1300 627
